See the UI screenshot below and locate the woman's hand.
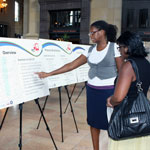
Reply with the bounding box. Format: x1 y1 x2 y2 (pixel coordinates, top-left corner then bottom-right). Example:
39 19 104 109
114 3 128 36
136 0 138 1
106 96 113 108
35 72 50 79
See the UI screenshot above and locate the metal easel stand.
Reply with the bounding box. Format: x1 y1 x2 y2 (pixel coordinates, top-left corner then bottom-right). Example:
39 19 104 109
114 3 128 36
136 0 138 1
35 98 58 150
0 107 9 130
64 85 79 133
36 95 49 129
36 88 64 142
18 103 23 150
58 87 64 142
0 103 24 150
74 82 87 103
64 84 76 113
36 86 78 143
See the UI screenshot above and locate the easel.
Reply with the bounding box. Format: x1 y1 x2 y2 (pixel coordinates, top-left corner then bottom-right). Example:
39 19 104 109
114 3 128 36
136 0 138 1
74 82 87 103
35 99 58 149
37 86 79 142
64 85 78 133
36 94 50 129
0 107 9 130
64 82 87 113
64 84 76 113
18 103 23 150
0 99 58 150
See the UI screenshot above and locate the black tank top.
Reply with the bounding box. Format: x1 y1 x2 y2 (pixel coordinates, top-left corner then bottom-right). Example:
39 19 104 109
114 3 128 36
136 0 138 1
115 56 150 99
126 56 150 99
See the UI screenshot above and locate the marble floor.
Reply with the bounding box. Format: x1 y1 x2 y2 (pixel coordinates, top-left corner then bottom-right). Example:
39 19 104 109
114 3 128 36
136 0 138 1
0 83 109 150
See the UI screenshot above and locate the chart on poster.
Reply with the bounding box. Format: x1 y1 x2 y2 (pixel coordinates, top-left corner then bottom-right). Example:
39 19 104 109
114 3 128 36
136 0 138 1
0 38 50 109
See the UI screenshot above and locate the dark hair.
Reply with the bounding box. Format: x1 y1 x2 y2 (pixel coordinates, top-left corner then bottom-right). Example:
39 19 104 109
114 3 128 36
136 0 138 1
117 31 148 57
91 20 118 42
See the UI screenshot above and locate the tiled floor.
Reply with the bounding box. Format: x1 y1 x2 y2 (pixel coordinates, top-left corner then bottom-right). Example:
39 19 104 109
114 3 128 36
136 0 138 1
0 83 109 150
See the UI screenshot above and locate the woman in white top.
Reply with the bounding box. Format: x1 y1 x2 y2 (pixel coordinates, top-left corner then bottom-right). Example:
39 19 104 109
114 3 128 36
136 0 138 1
36 20 123 150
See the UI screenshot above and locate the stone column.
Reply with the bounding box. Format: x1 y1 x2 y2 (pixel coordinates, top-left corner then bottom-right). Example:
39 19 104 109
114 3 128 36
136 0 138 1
23 0 40 39
80 0 90 44
90 0 122 36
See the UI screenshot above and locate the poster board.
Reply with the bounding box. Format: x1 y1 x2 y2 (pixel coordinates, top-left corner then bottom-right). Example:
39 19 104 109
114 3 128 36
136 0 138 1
40 39 77 88
0 38 91 109
0 38 50 109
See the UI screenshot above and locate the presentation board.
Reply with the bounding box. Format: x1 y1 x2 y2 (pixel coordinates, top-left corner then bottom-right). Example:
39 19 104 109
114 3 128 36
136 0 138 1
40 39 77 89
0 38 50 109
0 37 90 109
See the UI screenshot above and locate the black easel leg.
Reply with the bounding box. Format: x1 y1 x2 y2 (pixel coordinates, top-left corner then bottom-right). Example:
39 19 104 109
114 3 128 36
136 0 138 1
64 86 79 133
64 84 76 113
58 87 64 142
37 95 49 129
35 98 58 150
74 82 86 103
18 103 23 150
0 107 9 130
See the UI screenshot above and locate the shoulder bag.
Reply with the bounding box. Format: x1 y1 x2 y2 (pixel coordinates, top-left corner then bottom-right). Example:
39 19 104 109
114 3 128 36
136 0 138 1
108 59 150 140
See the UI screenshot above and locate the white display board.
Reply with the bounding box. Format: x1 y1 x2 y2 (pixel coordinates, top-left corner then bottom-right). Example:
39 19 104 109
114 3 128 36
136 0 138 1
40 39 77 88
71 44 90 83
0 38 91 110
0 38 50 109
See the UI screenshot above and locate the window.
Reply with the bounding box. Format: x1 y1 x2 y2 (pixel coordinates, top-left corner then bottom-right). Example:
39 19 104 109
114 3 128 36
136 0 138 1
139 9 149 28
0 24 8 37
15 1 19 22
126 9 134 28
50 10 81 28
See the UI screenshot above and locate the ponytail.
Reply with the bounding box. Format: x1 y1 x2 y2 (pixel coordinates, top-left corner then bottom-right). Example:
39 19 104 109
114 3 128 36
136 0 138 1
107 24 118 42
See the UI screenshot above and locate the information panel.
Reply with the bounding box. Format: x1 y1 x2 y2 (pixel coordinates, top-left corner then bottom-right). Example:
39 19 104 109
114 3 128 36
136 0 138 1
40 39 77 88
0 38 50 109
0 38 91 110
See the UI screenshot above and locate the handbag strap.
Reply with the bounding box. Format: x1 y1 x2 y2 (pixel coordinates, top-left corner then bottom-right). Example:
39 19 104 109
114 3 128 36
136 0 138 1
128 59 143 92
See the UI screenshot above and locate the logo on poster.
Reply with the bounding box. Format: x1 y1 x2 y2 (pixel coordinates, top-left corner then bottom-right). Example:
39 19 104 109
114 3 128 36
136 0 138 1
7 100 13 106
67 44 71 51
10 100 13 104
32 43 39 52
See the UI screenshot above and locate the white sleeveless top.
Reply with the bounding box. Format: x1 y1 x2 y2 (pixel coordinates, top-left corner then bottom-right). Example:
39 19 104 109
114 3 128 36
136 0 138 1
82 42 121 86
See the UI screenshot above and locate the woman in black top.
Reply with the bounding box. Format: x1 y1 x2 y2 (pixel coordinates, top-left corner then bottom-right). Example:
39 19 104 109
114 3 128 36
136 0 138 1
107 31 150 150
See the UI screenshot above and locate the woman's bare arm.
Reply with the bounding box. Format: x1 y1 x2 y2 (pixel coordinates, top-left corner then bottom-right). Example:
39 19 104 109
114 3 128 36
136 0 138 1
36 54 87 78
107 61 136 107
115 56 124 72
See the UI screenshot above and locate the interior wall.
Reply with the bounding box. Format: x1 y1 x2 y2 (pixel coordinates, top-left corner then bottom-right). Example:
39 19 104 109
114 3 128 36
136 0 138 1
90 0 122 37
0 0 15 37
38 0 90 44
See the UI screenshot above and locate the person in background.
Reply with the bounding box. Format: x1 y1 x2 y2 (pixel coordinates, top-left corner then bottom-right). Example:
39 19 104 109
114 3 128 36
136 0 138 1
36 20 123 150
107 31 150 150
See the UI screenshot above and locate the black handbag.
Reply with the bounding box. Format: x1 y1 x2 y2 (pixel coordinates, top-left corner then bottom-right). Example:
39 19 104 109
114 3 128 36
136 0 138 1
108 59 150 140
